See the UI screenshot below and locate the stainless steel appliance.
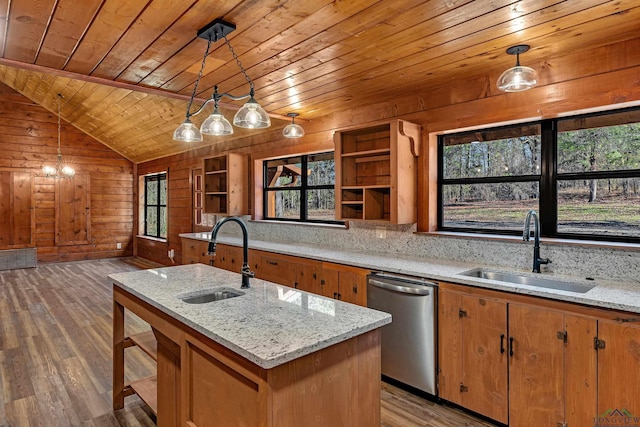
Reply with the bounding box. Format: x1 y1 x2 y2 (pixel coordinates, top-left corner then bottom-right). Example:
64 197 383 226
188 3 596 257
367 272 437 395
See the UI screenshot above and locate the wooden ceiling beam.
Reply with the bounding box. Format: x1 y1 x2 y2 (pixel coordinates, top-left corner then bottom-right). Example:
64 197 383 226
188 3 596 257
0 57 299 122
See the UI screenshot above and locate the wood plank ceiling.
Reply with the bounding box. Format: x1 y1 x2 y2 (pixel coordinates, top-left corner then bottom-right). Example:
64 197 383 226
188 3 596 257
0 0 638 163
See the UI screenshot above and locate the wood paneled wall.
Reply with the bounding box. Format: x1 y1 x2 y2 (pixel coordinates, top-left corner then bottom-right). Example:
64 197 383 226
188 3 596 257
138 36 640 263
0 83 134 262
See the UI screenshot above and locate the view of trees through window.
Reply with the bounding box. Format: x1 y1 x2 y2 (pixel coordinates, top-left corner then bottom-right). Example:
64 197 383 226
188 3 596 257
144 172 167 239
440 108 640 240
264 152 339 223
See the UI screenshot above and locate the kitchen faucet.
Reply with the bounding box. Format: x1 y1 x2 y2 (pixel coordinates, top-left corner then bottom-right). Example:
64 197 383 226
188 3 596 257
523 210 551 273
208 216 254 288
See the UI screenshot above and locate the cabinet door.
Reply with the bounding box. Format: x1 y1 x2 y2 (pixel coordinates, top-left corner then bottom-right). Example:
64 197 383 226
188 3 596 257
319 267 340 299
338 270 367 306
182 239 203 264
438 290 464 404
0 171 35 248
508 304 564 427
565 314 597 427
259 253 296 286
294 262 319 293
597 320 640 419
462 295 508 424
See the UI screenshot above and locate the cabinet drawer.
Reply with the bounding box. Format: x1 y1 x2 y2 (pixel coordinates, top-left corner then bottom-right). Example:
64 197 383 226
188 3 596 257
259 255 296 286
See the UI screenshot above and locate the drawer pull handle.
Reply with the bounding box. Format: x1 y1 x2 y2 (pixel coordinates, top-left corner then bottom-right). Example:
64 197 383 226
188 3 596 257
509 336 514 357
267 260 278 266
500 334 505 354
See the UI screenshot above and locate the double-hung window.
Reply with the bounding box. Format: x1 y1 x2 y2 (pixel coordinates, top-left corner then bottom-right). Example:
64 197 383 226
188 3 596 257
144 172 167 239
263 152 341 224
439 107 640 242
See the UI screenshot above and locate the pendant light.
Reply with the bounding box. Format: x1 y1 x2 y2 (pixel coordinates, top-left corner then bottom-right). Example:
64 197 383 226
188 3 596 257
497 45 538 92
173 19 270 142
282 113 304 138
42 94 75 179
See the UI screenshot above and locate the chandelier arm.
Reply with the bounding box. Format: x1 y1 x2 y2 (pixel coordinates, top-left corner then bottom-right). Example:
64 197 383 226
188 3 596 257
185 38 212 118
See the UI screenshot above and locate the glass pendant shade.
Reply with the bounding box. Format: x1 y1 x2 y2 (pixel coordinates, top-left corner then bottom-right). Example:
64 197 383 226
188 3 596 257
283 122 304 138
42 165 57 176
201 110 233 135
233 98 271 129
173 118 203 142
497 65 538 92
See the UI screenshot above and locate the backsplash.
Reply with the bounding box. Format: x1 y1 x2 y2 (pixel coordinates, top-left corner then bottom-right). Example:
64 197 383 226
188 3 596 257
218 218 640 284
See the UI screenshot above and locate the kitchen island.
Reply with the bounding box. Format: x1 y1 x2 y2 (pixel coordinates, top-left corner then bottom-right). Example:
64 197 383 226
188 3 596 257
110 263 391 427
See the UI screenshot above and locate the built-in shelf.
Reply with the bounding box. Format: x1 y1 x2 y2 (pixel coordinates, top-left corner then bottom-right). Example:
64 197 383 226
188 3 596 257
129 331 158 361
130 376 158 415
203 153 247 215
335 120 420 224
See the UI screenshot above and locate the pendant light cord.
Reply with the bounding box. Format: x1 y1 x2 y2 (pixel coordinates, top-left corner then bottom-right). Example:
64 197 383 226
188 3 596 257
57 94 63 159
186 38 212 118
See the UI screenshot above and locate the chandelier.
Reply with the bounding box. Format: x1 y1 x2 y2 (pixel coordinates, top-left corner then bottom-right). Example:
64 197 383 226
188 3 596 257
173 19 271 142
42 94 75 179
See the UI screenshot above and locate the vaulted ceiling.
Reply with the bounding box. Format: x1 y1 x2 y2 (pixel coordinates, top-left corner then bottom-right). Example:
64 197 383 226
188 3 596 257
0 0 638 163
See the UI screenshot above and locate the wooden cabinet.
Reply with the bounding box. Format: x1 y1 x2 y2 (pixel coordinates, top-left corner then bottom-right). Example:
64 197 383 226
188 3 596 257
0 171 35 248
55 172 91 245
334 119 420 224
438 290 508 423
596 319 640 420
252 250 321 294
439 283 601 426
319 262 368 306
212 244 243 273
182 239 211 265
203 153 247 215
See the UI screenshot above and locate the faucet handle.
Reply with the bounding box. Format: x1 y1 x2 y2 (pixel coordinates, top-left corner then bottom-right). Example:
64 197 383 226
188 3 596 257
242 265 255 278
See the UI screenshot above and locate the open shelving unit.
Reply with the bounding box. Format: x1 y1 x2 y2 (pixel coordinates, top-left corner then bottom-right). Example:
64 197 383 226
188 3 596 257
124 330 158 415
203 153 247 215
334 120 420 224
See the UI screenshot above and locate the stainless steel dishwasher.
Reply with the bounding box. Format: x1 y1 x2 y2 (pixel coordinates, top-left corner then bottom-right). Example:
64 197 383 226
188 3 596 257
367 272 437 395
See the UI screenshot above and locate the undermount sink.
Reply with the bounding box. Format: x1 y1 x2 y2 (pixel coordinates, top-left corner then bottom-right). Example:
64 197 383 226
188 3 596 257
460 268 595 294
179 287 245 304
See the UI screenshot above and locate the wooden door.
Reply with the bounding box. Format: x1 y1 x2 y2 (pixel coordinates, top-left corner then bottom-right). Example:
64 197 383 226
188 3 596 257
565 314 597 427
508 304 564 427
338 270 367 306
319 266 340 300
294 261 318 293
438 289 464 404
258 253 296 286
0 171 35 248
461 295 508 424
597 320 640 420
55 173 90 245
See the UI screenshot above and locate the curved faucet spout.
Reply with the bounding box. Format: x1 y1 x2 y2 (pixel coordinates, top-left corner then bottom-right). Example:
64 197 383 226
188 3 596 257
208 216 254 288
523 210 551 273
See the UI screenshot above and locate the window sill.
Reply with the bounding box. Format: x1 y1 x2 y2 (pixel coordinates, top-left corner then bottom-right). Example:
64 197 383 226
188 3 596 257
136 235 168 243
249 219 349 230
417 231 640 251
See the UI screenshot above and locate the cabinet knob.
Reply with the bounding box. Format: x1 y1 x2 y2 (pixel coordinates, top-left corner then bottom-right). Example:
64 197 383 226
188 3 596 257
352 285 357 294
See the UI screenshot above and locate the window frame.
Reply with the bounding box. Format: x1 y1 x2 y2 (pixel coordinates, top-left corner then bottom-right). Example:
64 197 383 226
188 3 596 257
262 152 343 225
438 107 640 243
143 172 167 239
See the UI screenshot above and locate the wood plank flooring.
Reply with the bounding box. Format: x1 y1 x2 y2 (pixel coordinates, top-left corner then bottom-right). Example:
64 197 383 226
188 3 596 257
0 258 497 427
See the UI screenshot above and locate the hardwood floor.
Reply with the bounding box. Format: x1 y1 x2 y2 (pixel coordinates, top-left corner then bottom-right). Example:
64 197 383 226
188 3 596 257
0 258 496 427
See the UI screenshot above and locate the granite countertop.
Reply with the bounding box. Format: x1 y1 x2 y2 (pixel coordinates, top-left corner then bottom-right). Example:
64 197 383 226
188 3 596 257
109 264 391 369
180 232 640 314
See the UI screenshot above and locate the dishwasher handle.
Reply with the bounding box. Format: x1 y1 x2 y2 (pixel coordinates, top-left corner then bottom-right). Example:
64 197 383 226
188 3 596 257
368 278 432 296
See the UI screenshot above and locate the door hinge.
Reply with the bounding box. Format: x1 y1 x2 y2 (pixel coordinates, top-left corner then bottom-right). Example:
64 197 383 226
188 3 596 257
594 337 606 350
557 331 568 343
459 309 467 318
459 384 468 393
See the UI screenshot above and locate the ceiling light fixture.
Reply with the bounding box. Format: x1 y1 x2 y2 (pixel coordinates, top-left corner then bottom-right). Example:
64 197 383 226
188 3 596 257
173 19 270 142
42 94 75 179
282 113 304 138
497 44 538 92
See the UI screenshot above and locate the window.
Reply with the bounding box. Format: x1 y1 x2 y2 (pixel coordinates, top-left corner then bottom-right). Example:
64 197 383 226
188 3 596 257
439 107 640 242
144 172 167 239
263 152 341 224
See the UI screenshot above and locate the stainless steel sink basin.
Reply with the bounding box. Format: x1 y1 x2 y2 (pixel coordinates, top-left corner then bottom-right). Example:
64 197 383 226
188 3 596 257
460 268 595 293
180 288 245 304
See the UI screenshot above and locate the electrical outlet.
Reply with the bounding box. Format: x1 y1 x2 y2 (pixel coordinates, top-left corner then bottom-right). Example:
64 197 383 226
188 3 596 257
116 242 122 249
376 227 386 239
168 249 175 258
